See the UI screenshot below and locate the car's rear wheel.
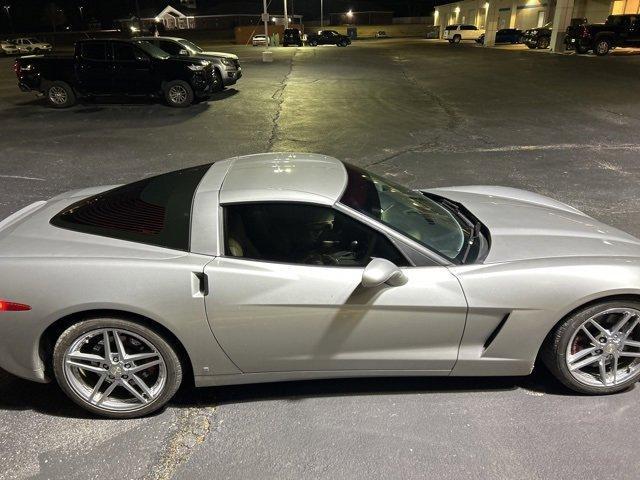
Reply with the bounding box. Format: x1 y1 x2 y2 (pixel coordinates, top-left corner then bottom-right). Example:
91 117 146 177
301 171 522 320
46 81 76 108
53 318 182 418
595 38 611 56
164 80 194 108
542 301 640 395
309 39 318 46
453 35 461 44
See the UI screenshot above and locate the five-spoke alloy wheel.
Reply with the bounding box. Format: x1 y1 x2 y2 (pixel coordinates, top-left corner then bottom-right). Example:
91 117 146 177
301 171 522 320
53 318 182 418
543 301 640 394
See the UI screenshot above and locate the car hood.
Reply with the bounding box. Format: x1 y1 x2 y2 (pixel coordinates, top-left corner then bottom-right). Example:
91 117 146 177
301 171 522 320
424 186 640 264
200 51 238 60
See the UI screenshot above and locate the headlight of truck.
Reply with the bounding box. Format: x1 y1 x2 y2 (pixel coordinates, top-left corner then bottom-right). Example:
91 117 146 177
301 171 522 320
187 61 210 71
220 58 233 67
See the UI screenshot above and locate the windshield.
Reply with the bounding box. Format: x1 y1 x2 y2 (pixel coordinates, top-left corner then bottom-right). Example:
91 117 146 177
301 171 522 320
178 39 203 53
339 164 471 261
133 40 170 59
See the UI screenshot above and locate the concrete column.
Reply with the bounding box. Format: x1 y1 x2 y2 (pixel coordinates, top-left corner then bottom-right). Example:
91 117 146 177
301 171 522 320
509 0 519 28
483 2 499 46
550 0 575 53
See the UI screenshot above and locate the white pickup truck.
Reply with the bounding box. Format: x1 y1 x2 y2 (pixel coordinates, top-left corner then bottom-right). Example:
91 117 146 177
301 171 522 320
443 24 485 43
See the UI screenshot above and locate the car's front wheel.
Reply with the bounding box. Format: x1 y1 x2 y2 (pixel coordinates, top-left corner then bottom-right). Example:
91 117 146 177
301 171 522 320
452 35 461 44
53 318 183 418
164 80 194 107
542 301 640 395
309 39 318 46
537 36 550 49
212 69 224 92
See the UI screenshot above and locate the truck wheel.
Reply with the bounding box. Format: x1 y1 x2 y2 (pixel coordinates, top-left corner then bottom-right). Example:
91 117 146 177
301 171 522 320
538 36 550 49
575 44 589 54
309 39 318 47
46 81 76 108
453 35 461 44
595 39 611 56
164 80 194 108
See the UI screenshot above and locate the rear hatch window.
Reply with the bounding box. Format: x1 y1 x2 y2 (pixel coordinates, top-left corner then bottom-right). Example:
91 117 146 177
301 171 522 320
50 164 211 251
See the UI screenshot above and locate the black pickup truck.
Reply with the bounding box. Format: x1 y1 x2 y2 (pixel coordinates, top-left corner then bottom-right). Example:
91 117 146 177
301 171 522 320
565 14 640 55
307 30 351 47
15 38 216 108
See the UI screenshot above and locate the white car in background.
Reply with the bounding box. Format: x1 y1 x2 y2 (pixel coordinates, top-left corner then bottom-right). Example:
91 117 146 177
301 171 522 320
443 24 484 43
1 40 19 56
13 37 53 54
251 34 270 47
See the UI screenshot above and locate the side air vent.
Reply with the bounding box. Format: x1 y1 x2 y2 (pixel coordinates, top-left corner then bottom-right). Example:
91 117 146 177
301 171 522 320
483 313 510 351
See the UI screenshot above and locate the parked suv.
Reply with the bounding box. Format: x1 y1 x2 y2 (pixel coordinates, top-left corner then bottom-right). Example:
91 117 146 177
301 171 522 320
15 39 216 108
283 28 303 47
522 22 552 49
443 24 484 43
566 14 640 55
138 36 241 91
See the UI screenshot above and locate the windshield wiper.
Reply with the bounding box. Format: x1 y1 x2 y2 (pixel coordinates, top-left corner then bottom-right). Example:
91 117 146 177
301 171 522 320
435 197 481 263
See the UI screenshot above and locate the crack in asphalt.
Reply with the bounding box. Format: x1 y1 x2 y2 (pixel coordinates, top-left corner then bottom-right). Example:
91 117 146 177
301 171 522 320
145 406 215 480
267 50 296 152
364 62 462 169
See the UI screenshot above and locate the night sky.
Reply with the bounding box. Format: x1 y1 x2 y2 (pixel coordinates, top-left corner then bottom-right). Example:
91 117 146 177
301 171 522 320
0 0 437 33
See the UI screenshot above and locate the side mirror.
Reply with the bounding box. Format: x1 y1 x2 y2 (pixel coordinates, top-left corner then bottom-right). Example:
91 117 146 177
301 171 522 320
361 258 407 288
178 49 189 56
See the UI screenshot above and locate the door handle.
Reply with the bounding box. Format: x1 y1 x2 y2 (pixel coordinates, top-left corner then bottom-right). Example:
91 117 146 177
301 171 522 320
192 272 209 296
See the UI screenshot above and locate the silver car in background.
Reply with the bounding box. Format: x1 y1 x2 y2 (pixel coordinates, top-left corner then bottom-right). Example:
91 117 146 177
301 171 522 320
1 153 640 418
137 36 242 92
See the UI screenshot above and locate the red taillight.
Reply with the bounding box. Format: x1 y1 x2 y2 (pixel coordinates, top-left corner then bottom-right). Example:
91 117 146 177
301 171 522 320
581 25 589 38
13 60 20 75
0 300 31 312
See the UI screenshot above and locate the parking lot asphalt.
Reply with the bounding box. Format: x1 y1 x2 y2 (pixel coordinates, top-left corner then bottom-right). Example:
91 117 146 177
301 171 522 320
2 38 640 479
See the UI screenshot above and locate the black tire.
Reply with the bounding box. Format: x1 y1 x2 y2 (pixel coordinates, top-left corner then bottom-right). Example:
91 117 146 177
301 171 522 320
537 36 550 49
575 44 589 54
453 35 461 44
309 39 318 47
45 81 76 108
541 301 640 395
163 80 194 108
526 42 537 49
594 38 611 56
338 40 348 47
212 69 224 92
53 317 183 418
448 39 454 44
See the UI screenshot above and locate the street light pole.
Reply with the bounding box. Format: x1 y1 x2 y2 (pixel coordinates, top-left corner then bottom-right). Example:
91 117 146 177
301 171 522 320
320 0 323 28
3 5 12 33
283 0 288 29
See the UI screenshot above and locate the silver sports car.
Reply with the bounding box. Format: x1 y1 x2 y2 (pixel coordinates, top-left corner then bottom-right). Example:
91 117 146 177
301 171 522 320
1 153 640 418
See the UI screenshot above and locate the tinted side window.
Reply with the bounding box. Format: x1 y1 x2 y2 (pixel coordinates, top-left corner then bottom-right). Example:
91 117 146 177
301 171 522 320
224 203 409 267
158 40 183 55
51 164 211 251
82 42 107 61
113 43 137 61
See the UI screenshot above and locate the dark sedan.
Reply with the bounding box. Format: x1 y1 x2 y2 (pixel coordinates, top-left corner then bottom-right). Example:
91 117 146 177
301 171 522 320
476 28 523 44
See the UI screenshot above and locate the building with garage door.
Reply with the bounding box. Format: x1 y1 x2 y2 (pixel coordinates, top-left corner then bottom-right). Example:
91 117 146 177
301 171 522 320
434 0 621 51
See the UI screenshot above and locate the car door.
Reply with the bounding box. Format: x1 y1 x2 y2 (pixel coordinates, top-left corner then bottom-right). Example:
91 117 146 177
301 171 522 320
76 41 113 94
111 42 155 95
203 202 468 374
628 16 640 45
